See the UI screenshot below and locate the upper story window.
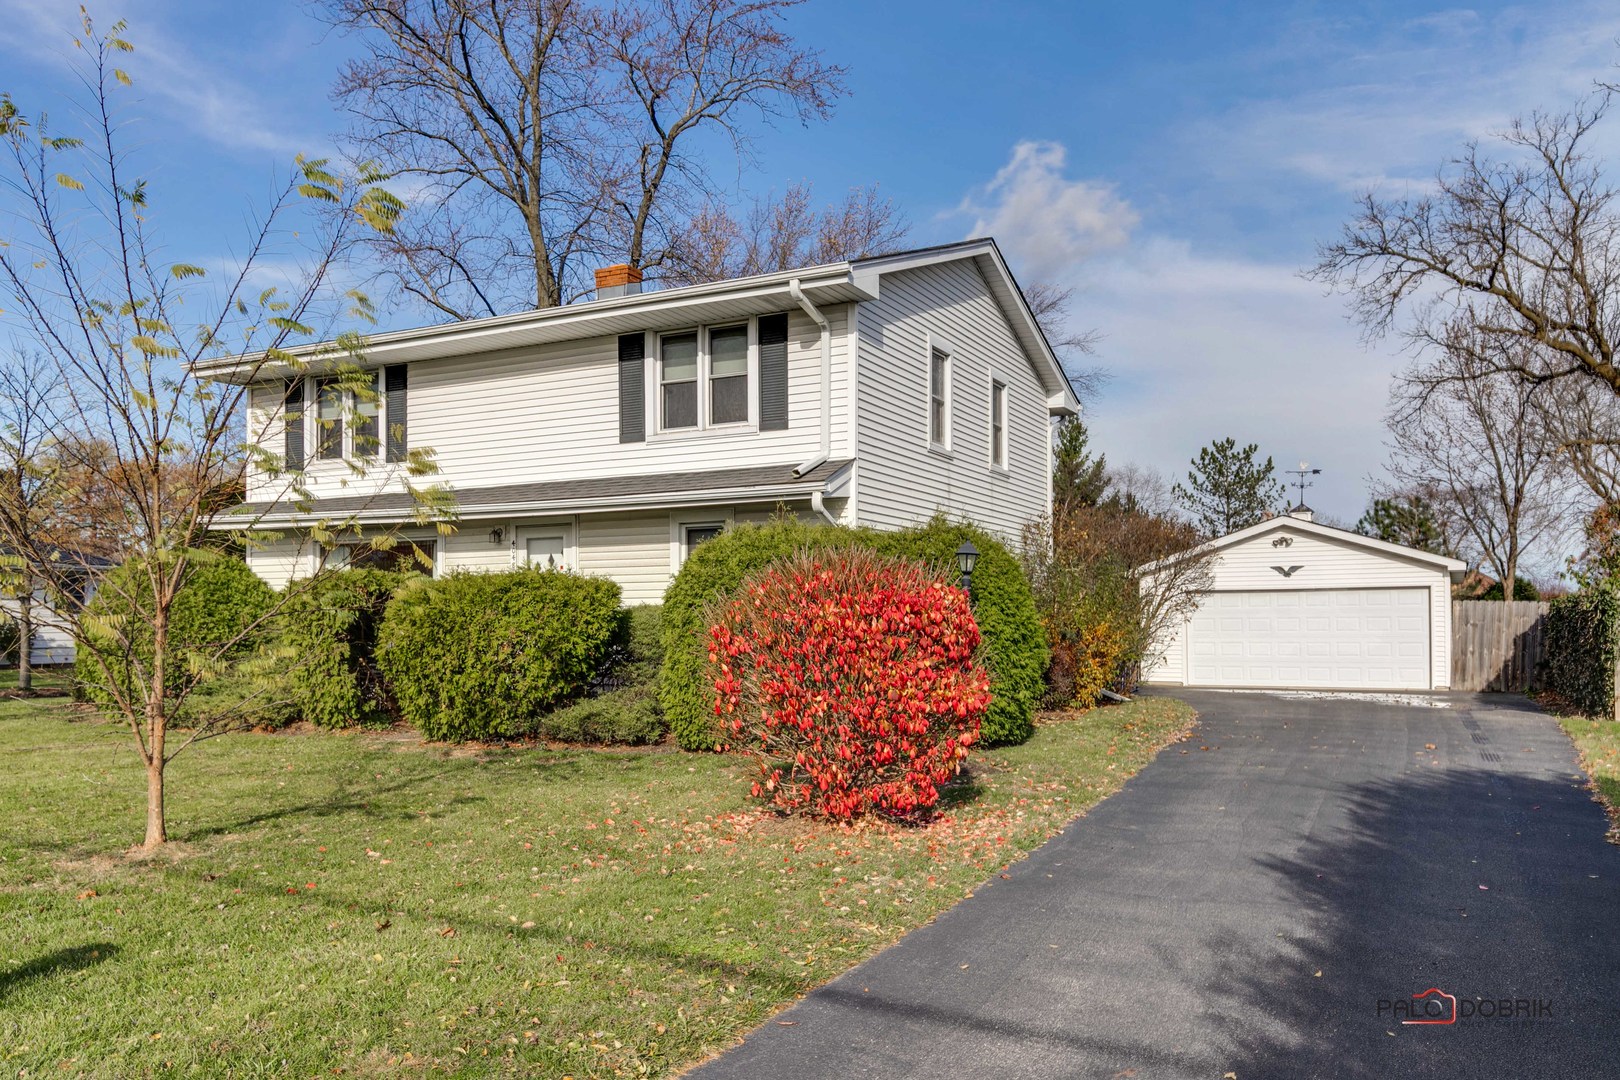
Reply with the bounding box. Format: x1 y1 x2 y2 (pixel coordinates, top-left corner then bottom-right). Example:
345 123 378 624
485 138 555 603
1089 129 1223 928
316 378 345 461
313 372 383 462
277 364 407 472
990 379 1008 469
929 345 951 449
660 331 699 429
657 321 754 434
708 324 749 425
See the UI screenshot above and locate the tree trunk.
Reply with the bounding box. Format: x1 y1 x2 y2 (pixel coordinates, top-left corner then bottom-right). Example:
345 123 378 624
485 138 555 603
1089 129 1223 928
144 754 166 848
17 591 31 693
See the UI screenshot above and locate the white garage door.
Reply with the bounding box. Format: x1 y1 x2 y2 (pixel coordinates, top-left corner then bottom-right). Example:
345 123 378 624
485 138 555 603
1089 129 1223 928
1187 588 1430 690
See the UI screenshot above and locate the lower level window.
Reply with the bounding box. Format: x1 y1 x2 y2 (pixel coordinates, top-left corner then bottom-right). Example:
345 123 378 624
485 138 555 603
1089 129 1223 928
682 523 724 559
348 539 435 574
526 534 566 569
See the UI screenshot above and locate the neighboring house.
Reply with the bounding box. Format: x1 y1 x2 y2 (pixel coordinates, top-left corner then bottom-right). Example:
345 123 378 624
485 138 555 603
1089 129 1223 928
1141 508 1468 692
0 545 111 666
197 239 1079 601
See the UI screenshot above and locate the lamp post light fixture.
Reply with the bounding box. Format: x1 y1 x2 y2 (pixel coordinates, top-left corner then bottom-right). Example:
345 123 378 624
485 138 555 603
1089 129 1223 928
955 540 979 599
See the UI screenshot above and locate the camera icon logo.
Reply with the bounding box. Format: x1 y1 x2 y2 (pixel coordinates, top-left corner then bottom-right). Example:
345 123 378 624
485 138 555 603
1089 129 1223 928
1403 987 1458 1025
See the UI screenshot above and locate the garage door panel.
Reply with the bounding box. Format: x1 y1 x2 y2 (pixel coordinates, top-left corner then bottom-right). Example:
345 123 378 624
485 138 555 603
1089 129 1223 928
1187 587 1430 690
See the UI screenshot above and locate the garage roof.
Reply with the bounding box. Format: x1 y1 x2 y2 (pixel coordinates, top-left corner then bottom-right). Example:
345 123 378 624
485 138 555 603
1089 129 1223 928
1142 514 1469 579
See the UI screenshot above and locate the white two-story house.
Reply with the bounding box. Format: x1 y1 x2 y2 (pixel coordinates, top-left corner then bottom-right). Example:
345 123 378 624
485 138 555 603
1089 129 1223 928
201 238 1080 603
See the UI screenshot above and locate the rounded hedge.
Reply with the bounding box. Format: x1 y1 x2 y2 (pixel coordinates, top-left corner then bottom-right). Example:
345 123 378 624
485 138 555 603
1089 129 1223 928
76 551 276 709
866 518 1048 746
281 567 415 728
376 568 623 742
659 515 1047 750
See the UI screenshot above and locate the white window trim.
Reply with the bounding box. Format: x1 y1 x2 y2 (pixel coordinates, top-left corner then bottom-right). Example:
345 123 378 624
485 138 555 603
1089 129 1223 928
925 331 955 455
515 520 578 571
988 372 1009 473
669 508 735 574
648 317 760 438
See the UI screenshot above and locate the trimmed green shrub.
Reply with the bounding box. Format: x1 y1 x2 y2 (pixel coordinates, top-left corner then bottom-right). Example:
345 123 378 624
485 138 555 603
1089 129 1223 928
376 568 622 741
660 518 857 749
1543 587 1620 717
281 568 414 728
75 551 275 712
0 609 18 666
659 515 1047 750
867 518 1048 746
536 604 666 745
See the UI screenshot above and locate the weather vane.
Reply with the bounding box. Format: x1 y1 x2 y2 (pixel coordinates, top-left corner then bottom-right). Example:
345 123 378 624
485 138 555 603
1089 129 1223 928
1286 461 1321 507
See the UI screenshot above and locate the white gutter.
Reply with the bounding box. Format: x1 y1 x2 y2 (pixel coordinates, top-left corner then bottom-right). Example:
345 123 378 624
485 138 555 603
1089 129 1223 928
789 278 832 478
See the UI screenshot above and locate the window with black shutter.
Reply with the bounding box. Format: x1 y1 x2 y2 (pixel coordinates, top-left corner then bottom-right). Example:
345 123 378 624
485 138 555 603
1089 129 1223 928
758 312 789 431
618 333 646 442
283 377 305 470
385 364 408 462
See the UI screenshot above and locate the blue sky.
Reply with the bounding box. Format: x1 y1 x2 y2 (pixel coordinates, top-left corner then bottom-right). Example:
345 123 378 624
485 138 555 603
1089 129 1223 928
2 0 1617 555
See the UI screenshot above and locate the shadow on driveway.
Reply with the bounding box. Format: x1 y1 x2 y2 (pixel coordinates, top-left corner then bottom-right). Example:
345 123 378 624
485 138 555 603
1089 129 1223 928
688 692 1620 1079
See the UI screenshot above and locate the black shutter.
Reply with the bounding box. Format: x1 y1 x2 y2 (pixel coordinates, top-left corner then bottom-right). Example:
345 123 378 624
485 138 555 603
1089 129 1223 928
618 333 646 443
758 313 789 431
283 377 305 470
385 364 408 462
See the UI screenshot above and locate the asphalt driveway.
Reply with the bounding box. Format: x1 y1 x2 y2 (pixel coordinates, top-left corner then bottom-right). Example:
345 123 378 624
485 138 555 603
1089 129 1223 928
689 690 1620 1079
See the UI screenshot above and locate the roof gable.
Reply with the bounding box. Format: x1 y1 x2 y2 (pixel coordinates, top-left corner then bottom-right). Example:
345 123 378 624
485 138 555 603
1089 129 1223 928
1143 514 1468 579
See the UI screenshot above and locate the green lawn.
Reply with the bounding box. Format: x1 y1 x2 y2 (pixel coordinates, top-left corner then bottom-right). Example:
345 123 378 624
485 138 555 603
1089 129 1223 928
0 666 74 693
1561 715 1620 839
1 696 1195 1078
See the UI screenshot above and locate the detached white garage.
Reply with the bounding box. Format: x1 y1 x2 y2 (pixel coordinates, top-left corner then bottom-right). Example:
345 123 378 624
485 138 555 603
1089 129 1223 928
1141 511 1468 692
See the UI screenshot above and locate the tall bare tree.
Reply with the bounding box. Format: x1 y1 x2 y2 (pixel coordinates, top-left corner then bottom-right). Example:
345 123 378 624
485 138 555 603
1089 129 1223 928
1023 280 1106 403
1386 328 1571 599
1312 92 1620 504
0 17 443 848
660 182 907 285
323 0 846 317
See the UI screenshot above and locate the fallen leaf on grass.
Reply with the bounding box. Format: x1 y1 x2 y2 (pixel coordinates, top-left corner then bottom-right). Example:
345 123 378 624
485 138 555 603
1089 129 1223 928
76 889 97 901
375 919 391 931
439 926 456 938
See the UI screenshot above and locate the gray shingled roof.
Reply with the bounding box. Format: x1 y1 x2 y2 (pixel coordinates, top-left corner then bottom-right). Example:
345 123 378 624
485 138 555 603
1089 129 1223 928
229 459 852 521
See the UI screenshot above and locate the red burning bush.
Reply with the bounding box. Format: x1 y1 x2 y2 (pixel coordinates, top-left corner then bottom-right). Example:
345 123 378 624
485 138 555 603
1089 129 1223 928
708 548 991 820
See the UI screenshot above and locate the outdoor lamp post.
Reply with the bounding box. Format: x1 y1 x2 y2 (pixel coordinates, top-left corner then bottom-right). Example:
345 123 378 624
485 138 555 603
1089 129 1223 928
955 540 979 599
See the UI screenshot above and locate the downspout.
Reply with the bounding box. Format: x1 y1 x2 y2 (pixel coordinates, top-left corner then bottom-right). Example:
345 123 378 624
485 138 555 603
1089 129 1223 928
790 278 832 479
810 491 837 525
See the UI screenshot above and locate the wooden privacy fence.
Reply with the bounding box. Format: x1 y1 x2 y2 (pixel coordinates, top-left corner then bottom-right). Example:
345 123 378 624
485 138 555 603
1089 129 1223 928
1451 600 1550 692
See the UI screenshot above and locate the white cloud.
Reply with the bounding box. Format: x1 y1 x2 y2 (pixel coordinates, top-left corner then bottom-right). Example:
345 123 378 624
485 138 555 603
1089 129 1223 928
1073 237 1395 527
956 141 1139 281
0 0 325 159
1185 2 1620 195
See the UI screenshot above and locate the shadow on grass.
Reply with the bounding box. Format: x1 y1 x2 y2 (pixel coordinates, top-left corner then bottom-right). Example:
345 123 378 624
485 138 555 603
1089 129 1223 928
0 944 118 1004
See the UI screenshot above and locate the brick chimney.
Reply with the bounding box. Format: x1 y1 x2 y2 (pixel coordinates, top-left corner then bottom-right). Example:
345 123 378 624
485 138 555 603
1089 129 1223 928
594 263 643 299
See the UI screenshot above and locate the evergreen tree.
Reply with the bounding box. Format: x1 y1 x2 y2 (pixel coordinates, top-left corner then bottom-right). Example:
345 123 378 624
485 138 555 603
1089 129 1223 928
1172 438 1286 537
1356 495 1448 555
1052 416 1108 513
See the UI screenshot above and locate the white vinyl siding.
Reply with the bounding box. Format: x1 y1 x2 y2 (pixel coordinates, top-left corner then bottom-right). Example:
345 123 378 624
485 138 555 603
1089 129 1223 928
575 512 675 605
854 261 1051 538
244 534 321 590
1141 525 1454 690
247 306 850 507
